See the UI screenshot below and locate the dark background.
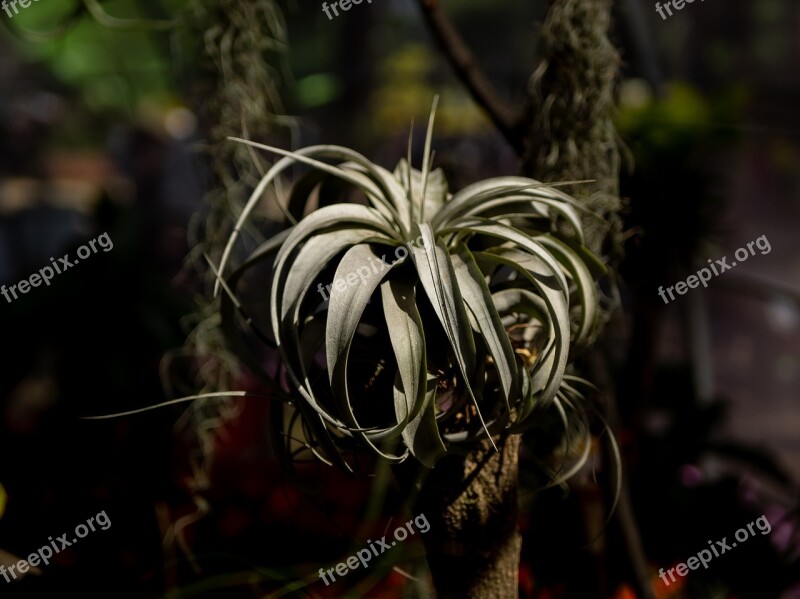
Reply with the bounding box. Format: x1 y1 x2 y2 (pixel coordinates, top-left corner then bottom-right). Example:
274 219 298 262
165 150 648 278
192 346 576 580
0 0 798 597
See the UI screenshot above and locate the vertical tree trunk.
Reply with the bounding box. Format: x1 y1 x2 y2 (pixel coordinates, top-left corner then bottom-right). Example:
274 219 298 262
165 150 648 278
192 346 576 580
413 2 622 597
523 4 657 599
416 435 521 599
523 0 622 258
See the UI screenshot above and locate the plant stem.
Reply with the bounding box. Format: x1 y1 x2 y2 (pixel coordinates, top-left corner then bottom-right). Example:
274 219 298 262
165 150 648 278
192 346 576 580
414 434 521 599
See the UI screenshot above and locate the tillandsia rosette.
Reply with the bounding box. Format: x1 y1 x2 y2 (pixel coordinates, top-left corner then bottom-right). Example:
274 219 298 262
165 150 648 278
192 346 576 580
214 108 605 470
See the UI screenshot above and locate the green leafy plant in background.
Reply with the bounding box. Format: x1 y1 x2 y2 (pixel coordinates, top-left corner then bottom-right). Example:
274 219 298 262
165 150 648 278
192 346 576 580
214 103 604 472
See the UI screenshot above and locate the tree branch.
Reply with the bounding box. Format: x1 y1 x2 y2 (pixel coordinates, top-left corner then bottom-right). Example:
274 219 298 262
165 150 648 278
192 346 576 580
416 0 526 155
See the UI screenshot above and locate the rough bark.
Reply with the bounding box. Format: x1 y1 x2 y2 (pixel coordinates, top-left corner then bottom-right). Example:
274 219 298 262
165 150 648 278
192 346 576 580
415 435 521 599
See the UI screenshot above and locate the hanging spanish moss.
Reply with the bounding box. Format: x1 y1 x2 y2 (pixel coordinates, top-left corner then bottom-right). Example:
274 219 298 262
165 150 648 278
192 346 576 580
524 0 623 263
173 0 294 478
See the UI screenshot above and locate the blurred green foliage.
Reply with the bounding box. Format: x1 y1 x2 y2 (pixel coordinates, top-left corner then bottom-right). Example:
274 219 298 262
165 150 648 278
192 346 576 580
2 0 183 114
617 81 746 160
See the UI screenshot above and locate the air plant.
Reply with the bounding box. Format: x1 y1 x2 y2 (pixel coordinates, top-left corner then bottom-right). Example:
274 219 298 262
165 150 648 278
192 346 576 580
213 101 605 470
